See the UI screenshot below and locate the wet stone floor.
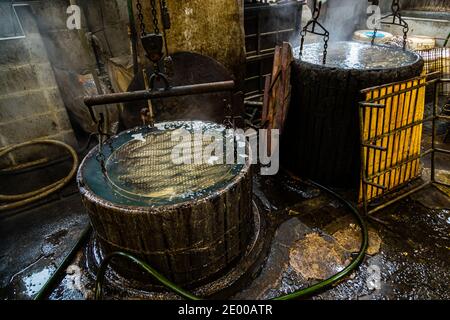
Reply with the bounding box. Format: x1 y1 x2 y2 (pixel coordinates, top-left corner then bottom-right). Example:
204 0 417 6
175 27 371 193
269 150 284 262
1 138 449 300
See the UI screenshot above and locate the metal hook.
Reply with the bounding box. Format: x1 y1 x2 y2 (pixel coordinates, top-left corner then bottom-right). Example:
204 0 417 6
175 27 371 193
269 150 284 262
149 72 170 91
312 0 321 20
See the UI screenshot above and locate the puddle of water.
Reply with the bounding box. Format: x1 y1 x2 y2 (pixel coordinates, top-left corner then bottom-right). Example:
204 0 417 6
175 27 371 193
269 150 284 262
21 267 54 297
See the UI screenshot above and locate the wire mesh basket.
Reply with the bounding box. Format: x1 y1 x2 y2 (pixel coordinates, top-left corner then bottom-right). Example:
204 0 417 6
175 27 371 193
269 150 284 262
416 47 450 96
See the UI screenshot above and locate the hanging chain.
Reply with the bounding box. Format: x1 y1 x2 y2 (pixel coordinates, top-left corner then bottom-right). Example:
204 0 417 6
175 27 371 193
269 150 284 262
150 0 160 34
223 99 234 129
299 0 329 65
136 0 146 37
371 0 408 50
322 33 329 65
142 68 155 127
136 0 161 36
94 113 112 175
299 29 306 57
402 24 409 50
391 0 400 16
160 0 171 30
159 0 173 76
392 0 409 50
371 28 377 46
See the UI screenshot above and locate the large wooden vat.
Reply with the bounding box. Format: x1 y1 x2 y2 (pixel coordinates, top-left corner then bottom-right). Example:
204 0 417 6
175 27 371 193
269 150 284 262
77 121 253 287
282 41 424 187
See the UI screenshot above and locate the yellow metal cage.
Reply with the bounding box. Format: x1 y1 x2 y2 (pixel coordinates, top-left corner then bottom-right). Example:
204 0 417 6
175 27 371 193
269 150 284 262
359 75 450 215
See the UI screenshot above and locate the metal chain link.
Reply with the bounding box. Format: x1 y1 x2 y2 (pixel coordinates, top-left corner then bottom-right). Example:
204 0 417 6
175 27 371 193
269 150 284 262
402 24 409 50
95 113 108 175
371 0 408 50
392 0 409 50
391 0 400 15
160 0 171 30
136 0 146 37
150 0 160 34
323 34 329 65
299 29 306 57
299 0 329 65
223 99 234 129
371 28 377 46
136 0 160 35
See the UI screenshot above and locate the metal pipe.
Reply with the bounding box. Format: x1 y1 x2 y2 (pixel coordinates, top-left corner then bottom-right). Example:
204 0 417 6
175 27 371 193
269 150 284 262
435 148 450 155
359 102 386 108
362 143 387 151
368 182 431 215
366 149 433 180
358 103 370 219
364 82 429 101
431 81 439 183
244 100 263 106
363 180 387 190
364 116 434 143
361 73 440 93
84 80 235 107
437 115 450 121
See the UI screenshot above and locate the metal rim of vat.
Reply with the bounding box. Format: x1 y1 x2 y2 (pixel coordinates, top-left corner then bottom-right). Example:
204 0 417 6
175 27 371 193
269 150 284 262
296 42 423 72
77 121 251 214
84 200 267 299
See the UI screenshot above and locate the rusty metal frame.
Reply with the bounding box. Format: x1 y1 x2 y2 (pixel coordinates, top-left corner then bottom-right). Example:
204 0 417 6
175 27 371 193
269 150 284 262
244 1 305 97
83 79 237 174
359 76 450 215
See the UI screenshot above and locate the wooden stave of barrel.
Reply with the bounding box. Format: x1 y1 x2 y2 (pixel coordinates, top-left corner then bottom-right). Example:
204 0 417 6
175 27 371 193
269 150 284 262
78 147 254 289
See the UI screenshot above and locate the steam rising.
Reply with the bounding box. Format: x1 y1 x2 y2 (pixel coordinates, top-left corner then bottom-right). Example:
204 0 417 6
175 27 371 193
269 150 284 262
322 0 368 42
300 0 369 43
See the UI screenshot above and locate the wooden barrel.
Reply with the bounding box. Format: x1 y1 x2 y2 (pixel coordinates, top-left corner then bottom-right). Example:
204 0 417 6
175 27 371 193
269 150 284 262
282 41 424 187
77 121 253 287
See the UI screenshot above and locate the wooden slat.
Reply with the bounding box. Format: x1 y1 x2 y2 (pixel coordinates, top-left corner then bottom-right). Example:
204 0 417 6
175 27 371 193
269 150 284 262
263 42 293 132
262 42 293 155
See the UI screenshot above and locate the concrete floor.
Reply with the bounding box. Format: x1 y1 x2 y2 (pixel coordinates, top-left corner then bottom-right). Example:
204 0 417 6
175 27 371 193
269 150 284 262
1 117 449 300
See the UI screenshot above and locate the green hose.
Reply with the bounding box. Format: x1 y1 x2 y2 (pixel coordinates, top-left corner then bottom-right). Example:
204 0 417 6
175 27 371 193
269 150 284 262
95 251 201 301
94 181 369 300
33 180 367 300
34 225 92 300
